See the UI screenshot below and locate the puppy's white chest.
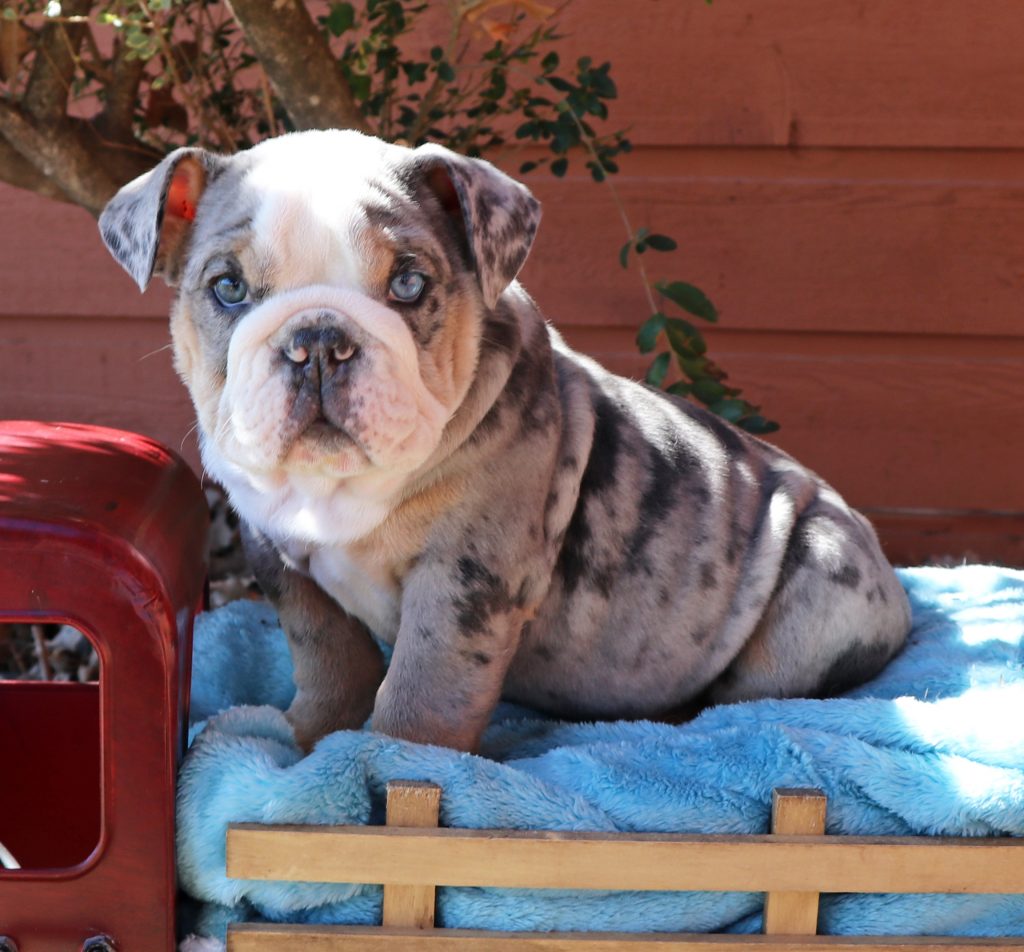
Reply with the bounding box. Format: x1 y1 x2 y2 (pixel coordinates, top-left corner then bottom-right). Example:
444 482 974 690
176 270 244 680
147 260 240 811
307 546 401 642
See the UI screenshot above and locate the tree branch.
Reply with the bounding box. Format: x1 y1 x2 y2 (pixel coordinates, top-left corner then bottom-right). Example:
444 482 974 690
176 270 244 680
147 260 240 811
95 35 146 143
0 102 121 214
225 0 370 133
22 0 91 120
1 2 158 211
0 136 73 203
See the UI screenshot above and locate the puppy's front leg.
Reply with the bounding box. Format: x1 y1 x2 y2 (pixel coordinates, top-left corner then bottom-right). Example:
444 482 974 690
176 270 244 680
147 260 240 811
372 559 526 752
243 525 386 750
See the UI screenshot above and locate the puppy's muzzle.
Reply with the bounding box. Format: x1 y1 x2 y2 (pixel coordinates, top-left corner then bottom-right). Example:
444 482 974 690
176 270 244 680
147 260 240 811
278 312 361 436
282 322 359 374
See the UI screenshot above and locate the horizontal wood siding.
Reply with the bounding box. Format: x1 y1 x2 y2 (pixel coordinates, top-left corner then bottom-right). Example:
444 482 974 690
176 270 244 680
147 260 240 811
1 0 1021 563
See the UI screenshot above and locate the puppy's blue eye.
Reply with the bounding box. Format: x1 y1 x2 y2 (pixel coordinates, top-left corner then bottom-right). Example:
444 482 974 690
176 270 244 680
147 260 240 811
389 271 426 303
211 274 249 307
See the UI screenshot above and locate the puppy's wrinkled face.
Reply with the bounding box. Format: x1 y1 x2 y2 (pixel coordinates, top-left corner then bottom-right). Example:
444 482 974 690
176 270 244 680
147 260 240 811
175 138 467 488
99 131 540 534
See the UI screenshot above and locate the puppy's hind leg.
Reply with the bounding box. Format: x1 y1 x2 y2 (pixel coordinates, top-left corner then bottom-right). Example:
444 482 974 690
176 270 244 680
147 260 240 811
709 513 911 704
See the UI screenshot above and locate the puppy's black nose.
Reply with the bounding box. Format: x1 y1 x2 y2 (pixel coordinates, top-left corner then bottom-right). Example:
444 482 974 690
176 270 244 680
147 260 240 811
283 326 358 369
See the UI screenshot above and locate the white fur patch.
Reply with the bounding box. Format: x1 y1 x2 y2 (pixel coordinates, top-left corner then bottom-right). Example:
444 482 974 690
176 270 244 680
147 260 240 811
309 544 402 639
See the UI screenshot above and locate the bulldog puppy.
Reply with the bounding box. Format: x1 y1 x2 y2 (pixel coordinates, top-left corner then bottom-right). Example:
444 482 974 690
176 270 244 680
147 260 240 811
99 130 911 752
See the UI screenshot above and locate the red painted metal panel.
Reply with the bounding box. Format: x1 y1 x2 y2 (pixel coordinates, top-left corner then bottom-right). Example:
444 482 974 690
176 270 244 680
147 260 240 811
0 422 207 952
0 681 101 870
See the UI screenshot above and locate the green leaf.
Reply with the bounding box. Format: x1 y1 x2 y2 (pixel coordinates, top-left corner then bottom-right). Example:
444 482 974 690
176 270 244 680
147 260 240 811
635 313 666 353
349 73 371 101
691 378 726 404
644 234 677 252
654 281 719 322
437 61 456 82
541 51 559 72
430 45 444 61
676 355 707 379
739 415 780 435
546 76 574 93
619 240 631 269
402 61 428 83
326 2 355 35
708 399 746 423
665 381 691 397
645 352 671 387
664 318 706 356
550 157 568 177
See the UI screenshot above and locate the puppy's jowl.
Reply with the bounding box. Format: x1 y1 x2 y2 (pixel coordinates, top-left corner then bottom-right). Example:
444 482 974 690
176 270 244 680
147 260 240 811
100 131 910 752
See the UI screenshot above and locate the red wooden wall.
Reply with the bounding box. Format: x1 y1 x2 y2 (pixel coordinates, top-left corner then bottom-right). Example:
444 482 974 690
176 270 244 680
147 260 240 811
1 0 1022 565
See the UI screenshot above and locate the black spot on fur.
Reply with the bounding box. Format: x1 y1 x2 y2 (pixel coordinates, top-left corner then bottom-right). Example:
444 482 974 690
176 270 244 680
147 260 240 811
556 512 591 598
416 625 435 641
625 430 701 570
461 648 493 666
500 338 558 438
772 516 812 595
544 488 559 517
700 562 718 590
474 189 496 230
831 564 862 588
579 390 626 496
455 556 513 636
457 556 497 588
480 308 520 357
533 643 555 662
815 641 895 697
554 389 627 596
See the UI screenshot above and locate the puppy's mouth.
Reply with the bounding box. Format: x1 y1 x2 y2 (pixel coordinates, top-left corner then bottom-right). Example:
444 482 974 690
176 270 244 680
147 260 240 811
282 393 363 459
301 414 354 448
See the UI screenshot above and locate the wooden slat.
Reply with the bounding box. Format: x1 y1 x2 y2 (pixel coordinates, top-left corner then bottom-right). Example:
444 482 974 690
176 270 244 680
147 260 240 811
227 924 1024 951
227 825 1024 895
545 0 1024 149
764 789 828 936
381 781 441 929
522 163 1024 341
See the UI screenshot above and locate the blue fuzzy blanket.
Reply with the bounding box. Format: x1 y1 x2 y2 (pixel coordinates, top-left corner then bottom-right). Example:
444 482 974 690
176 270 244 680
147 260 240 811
178 566 1024 943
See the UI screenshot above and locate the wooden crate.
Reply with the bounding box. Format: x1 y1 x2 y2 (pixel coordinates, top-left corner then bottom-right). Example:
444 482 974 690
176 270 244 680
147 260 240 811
225 783 1024 951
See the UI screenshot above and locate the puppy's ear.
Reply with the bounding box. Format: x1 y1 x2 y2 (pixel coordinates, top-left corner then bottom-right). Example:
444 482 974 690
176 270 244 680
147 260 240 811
99 148 220 292
413 143 541 308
